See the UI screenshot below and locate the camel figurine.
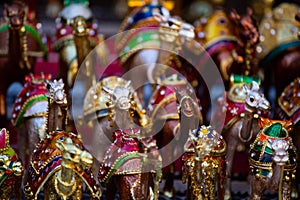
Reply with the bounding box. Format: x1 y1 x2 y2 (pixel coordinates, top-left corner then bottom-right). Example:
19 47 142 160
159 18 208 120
116 0 195 107
0 128 23 200
257 2 300 106
53 1 107 92
98 128 162 200
249 118 297 199
213 79 270 199
82 76 149 163
182 125 227 200
147 74 203 198
186 6 260 121
11 73 51 166
0 1 47 127
24 79 100 199
192 7 259 87
277 77 300 198
44 79 68 132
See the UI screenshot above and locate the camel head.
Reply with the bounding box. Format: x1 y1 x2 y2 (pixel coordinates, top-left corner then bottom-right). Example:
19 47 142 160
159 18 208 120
173 80 200 119
4 1 27 29
153 11 195 45
45 79 67 105
243 81 270 112
269 139 289 166
56 136 93 168
71 15 88 36
103 80 133 111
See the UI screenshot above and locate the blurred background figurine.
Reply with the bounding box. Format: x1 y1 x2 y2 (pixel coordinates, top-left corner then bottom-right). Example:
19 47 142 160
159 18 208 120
0 128 23 200
0 1 47 128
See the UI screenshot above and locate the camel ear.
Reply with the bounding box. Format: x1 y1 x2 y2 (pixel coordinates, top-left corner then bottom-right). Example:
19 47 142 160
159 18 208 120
58 78 64 85
251 81 260 91
243 84 250 95
230 8 240 22
153 11 166 23
125 80 132 89
55 139 65 151
45 80 51 90
161 6 170 18
267 138 274 146
246 7 253 16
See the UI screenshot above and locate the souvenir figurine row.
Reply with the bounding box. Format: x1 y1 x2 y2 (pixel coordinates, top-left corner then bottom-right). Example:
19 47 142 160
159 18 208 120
0 0 299 200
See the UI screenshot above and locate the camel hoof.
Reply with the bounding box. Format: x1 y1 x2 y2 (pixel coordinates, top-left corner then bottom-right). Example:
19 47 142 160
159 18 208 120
162 187 176 198
291 190 299 199
224 189 231 200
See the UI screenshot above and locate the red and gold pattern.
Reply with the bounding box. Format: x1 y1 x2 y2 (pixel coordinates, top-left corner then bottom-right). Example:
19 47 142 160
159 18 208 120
0 128 23 199
148 79 189 121
98 128 144 186
249 118 296 178
53 18 99 52
278 78 300 124
182 126 227 199
24 131 98 198
11 73 51 127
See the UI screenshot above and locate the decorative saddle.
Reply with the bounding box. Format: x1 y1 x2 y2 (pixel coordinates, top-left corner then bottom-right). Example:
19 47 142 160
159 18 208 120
98 128 158 186
24 131 99 198
0 128 23 186
11 73 51 128
249 118 297 177
98 128 143 185
213 74 263 131
277 77 300 124
116 2 169 65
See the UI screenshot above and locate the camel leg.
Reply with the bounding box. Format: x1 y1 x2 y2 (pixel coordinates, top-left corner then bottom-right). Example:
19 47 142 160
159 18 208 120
17 129 27 168
140 173 153 199
217 160 226 200
160 120 180 198
224 139 237 200
162 164 175 197
72 179 82 200
281 180 292 200
186 177 194 200
14 176 23 200
44 181 58 200
105 178 117 200
118 175 140 200
249 175 266 200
